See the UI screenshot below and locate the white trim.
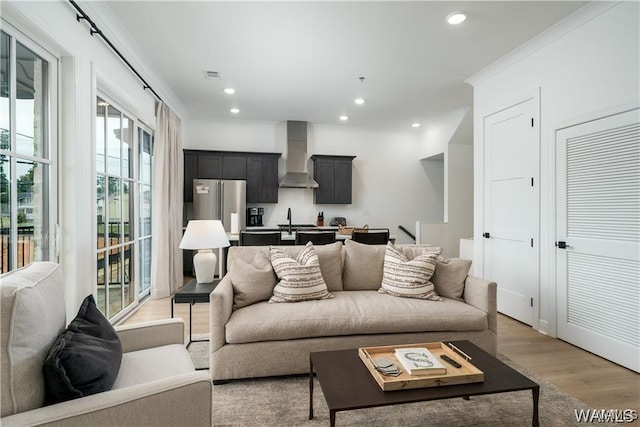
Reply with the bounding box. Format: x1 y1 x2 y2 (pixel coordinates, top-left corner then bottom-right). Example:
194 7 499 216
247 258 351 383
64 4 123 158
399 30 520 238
538 320 550 336
474 88 540 275
1 22 59 271
465 2 619 87
0 11 63 60
545 100 640 339
94 87 157 321
475 87 541 330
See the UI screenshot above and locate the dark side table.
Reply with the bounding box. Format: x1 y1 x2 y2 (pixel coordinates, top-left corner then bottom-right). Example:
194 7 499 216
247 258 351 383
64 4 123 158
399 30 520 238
171 278 219 348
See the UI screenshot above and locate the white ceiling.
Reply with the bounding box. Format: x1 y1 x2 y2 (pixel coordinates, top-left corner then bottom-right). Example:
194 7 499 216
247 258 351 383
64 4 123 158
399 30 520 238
104 1 586 129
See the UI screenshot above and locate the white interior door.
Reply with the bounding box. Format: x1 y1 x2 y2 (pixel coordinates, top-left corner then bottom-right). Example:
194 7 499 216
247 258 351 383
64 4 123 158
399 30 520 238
556 108 639 372
483 97 538 325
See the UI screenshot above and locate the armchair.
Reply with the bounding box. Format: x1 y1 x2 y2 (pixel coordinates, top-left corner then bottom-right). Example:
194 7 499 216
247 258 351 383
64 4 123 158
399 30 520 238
1 262 212 427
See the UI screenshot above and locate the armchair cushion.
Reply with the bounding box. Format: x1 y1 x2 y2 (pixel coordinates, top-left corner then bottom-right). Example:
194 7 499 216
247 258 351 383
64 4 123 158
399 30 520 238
1 262 65 417
43 295 122 405
112 344 195 389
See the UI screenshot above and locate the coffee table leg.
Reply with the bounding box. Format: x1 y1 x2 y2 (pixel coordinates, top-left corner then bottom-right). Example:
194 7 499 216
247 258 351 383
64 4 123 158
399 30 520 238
309 357 314 420
532 385 540 427
330 410 336 427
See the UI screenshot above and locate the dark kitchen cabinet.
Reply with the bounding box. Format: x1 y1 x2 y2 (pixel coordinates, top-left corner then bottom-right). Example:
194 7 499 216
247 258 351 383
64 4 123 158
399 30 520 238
246 154 280 203
222 154 247 180
196 152 246 180
197 152 223 179
311 155 356 204
184 151 198 202
184 150 281 204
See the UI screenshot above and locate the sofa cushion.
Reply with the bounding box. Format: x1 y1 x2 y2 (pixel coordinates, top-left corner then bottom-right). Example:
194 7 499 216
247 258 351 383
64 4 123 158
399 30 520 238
0 262 65 417
43 295 123 405
342 242 441 291
310 241 343 291
402 245 441 260
378 244 442 301
226 290 488 344
342 240 386 290
230 252 278 310
269 243 333 303
227 243 344 291
432 258 472 301
112 344 194 389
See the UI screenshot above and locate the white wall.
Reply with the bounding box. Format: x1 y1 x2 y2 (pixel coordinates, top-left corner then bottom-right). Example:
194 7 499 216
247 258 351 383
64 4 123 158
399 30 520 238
415 107 474 257
184 117 441 243
468 2 640 335
418 107 471 159
3 1 174 320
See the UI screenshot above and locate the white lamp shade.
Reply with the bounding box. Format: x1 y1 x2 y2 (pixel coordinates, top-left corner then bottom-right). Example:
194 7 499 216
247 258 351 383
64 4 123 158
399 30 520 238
180 220 230 250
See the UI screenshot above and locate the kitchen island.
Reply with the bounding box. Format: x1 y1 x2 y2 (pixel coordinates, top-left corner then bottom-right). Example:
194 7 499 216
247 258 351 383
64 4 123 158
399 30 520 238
227 226 395 244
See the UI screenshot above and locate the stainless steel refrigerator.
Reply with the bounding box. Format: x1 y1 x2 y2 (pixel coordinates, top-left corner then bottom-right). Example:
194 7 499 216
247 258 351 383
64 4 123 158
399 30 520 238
191 179 246 276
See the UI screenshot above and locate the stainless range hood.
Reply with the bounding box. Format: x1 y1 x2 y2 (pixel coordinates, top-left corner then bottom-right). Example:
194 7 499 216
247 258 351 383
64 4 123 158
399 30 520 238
279 121 319 188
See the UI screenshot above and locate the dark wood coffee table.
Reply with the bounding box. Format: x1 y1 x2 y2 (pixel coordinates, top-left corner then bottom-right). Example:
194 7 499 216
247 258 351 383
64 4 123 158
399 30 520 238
309 340 539 426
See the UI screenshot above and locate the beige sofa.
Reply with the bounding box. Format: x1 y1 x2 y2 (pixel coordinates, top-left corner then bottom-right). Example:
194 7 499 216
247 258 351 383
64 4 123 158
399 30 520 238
1 262 212 427
210 242 497 381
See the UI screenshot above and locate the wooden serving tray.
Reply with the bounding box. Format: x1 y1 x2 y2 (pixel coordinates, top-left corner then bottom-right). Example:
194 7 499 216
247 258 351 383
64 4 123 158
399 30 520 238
358 342 484 391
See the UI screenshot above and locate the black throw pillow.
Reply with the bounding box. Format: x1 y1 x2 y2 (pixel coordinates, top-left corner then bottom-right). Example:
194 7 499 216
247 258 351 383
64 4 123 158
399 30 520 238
43 295 123 405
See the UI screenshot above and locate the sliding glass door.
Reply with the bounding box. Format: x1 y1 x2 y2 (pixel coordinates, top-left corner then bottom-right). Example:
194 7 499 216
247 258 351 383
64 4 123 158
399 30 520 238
96 95 153 320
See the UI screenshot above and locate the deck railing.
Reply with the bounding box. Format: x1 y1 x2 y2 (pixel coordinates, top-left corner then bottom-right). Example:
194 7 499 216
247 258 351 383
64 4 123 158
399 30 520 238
0 226 35 273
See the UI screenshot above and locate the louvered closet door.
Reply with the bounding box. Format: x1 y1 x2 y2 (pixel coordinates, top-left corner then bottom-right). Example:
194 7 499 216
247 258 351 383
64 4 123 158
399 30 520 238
556 108 640 372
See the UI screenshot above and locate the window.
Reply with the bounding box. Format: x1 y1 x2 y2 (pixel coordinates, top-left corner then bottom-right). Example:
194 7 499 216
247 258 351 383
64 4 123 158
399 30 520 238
138 125 153 296
96 95 153 319
0 28 57 273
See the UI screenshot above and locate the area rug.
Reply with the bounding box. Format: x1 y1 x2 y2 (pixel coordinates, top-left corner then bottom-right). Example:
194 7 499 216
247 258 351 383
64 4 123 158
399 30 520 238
188 336 592 426
188 336 209 370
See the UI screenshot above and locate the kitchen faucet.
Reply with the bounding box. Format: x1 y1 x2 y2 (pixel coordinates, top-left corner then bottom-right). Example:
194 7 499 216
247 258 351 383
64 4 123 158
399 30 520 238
287 208 292 234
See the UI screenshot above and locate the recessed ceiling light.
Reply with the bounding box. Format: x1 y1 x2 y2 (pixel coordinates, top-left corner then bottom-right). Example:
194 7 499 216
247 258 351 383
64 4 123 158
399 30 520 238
224 88 235 95
412 123 421 128
354 98 366 105
446 11 468 25
230 108 240 114
339 115 349 121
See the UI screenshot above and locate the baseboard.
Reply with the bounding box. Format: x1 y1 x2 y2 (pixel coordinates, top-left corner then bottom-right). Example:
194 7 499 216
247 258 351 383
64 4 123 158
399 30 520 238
537 320 550 336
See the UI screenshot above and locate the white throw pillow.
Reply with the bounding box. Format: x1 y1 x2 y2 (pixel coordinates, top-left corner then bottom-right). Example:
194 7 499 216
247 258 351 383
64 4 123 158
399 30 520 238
378 243 442 301
269 242 333 303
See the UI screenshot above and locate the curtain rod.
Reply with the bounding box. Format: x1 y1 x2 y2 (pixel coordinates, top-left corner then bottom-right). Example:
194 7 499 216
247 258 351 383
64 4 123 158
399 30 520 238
68 0 163 103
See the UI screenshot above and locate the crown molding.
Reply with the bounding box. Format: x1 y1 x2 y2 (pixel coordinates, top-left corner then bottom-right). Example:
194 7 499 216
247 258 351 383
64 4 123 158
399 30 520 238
465 1 621 87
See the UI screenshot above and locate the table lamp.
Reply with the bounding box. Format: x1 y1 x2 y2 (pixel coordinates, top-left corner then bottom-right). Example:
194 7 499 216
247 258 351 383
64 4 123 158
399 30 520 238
180 220 230 283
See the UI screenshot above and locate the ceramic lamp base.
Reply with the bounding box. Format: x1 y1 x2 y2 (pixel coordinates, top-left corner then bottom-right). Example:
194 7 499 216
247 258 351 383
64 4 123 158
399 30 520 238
193 249 217 283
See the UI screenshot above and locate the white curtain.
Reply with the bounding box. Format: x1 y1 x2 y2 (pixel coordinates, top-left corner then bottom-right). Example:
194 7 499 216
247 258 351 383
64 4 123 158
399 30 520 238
151 102 184 298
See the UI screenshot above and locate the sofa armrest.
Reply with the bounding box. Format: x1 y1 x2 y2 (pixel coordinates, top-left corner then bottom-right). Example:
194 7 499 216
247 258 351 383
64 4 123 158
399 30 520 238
115 318 185 353
210 275 234 352
463 275 497 334
0 372 212 427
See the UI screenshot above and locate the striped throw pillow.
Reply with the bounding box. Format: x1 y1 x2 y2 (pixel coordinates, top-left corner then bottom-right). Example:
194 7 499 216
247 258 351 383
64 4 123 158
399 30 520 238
269 242 333 303
378 243 442 301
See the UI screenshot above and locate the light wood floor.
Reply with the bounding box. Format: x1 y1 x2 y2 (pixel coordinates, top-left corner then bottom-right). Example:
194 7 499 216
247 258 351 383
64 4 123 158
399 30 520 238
122 296 639 411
